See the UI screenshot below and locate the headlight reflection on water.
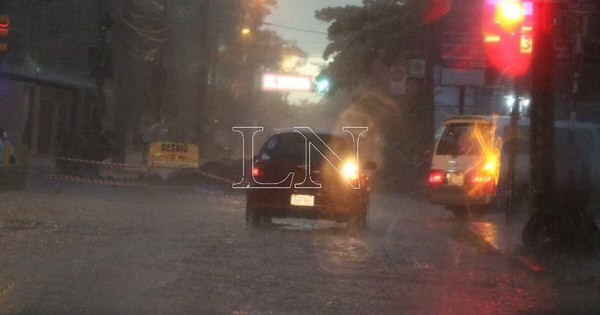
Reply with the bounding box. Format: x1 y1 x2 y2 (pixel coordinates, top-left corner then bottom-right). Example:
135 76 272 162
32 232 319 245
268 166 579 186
317 236 370 276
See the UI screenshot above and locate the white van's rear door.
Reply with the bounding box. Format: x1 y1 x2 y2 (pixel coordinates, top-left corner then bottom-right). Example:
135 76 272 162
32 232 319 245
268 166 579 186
432 122 486 186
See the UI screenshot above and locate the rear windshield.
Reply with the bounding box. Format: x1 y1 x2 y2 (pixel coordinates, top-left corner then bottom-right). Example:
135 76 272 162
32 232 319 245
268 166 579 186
436 123 483 156
258 133 352 162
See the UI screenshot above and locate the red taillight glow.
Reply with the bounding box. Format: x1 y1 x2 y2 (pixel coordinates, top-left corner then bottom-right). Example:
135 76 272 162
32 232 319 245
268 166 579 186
468 171 496 194
470 174 493 184
0 15 9 28
429 170 445 185
252 166 261 177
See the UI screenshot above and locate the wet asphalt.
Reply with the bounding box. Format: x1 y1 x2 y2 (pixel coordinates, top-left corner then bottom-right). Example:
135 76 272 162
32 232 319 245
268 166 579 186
0 180 598 314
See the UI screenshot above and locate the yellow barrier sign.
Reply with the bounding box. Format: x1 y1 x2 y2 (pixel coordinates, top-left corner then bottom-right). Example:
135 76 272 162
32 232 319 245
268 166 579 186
149 142 199 169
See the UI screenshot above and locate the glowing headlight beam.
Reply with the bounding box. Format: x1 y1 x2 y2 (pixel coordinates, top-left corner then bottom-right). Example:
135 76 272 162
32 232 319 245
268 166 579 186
342 161 359 180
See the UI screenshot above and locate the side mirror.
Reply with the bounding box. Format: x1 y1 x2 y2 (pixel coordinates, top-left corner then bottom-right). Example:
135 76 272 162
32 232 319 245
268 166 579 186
364 161 377 171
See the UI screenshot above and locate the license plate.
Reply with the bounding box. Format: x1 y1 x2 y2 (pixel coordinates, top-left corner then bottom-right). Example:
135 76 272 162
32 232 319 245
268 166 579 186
449 173 464 186
290 194 314 207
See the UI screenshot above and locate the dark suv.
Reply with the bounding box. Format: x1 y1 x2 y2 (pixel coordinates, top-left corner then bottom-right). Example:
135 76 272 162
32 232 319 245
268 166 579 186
245 130 375 228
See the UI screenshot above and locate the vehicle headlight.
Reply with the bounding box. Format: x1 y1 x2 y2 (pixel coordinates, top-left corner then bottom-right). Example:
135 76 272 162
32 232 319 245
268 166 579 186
342 161 359 180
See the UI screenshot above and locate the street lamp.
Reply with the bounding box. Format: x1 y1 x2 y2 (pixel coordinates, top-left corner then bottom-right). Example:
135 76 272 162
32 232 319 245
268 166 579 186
281 55 299 71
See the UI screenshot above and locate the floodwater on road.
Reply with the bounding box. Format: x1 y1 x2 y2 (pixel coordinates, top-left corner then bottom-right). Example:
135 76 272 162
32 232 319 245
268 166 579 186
0 181 597 314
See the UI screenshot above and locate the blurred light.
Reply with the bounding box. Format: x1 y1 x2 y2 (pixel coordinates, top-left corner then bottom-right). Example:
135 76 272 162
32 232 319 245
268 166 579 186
505 95 516 107
0 15 8 53
468 119 502 196
252 166 261 177
520 26 533 54
241 27 251 36
313 76 331 94
0 15 9 28
484 35 501 43
484 0 532 77
429 169 445 185
470 174 494 184
281 56 299 71
342 161 358 180
495 0 524 30
262 73 312 92
505 96 530 112
483 155 498 173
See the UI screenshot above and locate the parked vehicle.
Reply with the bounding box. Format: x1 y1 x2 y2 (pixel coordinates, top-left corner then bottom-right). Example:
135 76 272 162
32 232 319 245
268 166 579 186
428 115 600 217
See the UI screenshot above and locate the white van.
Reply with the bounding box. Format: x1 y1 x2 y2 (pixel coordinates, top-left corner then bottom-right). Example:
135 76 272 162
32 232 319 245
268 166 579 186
428 115 600 216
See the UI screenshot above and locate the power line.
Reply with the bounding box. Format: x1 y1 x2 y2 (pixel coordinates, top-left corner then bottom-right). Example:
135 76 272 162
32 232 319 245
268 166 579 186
263 22 327 35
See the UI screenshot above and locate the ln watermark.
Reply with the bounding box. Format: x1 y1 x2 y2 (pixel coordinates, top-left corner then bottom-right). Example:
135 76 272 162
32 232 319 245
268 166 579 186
232 127 368 189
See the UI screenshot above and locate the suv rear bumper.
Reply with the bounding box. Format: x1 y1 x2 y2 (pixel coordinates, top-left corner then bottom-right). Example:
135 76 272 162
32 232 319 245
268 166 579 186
247 188 368 221
429 185 494 206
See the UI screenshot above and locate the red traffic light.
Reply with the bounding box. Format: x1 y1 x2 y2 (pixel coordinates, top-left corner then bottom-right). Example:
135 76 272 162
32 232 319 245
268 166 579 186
483 0 532 77
495 0 525 31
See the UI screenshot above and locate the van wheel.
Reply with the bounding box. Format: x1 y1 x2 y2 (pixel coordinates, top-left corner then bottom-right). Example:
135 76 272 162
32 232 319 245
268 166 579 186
446 205 469 220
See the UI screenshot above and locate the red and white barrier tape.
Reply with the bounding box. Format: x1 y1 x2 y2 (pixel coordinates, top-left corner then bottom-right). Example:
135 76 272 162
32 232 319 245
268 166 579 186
195 170 237 185
53 157 237 186
56 157 143 169
43 174 147 187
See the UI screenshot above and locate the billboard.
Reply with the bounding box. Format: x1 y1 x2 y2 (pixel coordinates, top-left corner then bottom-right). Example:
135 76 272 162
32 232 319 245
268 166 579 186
262 73 313 92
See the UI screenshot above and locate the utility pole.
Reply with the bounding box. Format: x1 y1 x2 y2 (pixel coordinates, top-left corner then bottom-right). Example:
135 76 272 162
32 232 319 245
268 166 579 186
506 79 520 223
530 1 557 213
91 11 113 133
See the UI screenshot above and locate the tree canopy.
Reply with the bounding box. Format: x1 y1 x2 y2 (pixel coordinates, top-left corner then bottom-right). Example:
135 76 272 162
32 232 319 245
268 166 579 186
316 0 437 91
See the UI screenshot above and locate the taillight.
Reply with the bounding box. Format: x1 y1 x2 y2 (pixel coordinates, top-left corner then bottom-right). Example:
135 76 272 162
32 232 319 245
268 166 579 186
429 169 446 185
252 166 262 178
469 173 493 184
467 171 495 194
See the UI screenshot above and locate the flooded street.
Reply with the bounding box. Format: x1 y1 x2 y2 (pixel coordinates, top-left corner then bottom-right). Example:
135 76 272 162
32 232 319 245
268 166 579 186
0 180 597 314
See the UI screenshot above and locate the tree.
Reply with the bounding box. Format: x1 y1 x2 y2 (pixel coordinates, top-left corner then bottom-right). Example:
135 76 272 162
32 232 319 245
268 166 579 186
316 0 427 91
315 0 443 188
196 0 306 159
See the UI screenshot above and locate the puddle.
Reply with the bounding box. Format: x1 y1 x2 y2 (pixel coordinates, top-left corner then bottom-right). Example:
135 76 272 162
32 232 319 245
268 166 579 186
272 218 346 230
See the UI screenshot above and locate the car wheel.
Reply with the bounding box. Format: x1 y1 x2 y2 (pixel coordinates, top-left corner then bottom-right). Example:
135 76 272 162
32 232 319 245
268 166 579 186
245 207 261 227
348 206 367 229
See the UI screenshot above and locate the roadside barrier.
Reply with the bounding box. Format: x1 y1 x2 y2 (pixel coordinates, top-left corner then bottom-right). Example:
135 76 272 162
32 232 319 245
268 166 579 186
45 157 237 187
195 170 237 185
43 174 147 187
55 157 144 169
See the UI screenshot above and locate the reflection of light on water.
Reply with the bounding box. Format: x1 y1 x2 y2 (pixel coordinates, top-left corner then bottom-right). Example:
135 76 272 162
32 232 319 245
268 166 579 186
318 235 370 275
470 222 499 249
272 218 343 230
270 218 370 275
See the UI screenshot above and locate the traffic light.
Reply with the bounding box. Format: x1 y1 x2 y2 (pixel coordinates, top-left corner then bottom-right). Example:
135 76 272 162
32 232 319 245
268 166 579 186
483 0 533 77
0 14 8 53
494 0 525 32
313 76 331 94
